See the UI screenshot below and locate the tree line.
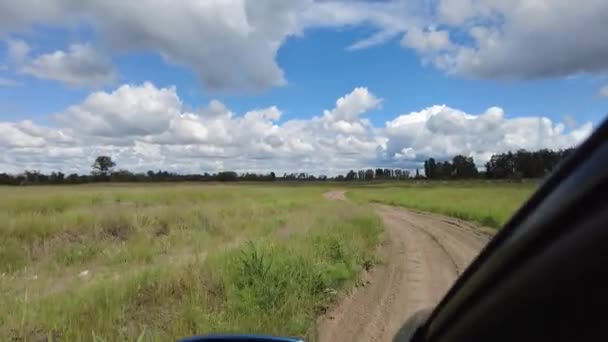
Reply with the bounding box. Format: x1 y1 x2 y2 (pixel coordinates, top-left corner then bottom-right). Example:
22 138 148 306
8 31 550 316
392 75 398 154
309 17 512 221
0 148 574 185
422 149 574 180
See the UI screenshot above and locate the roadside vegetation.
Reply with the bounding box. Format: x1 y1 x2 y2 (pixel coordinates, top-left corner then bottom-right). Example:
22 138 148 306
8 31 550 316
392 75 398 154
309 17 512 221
348 181 536 228
0 184 381 340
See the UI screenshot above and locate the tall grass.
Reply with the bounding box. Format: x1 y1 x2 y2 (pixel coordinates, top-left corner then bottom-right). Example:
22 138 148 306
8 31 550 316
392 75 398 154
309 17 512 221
0 184 381 340
348 181 536 228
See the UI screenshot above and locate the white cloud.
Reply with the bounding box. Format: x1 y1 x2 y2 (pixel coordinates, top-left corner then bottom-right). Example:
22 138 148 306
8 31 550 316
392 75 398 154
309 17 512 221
0 82 594 175
401 27 454 54
0 122 46 148
0 1 416 91
347 30 401 51
20 43 116 87
599 85 608 97
57 82 180 136
1 0 312 91
430 0 608 79
384 105 592 167
1 1 607 86
321 87 382 123
394 147 416 161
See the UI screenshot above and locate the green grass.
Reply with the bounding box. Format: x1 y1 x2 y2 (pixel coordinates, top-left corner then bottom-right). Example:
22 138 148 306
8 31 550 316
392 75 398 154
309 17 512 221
347 181 537 229
0 184 381 341
0 180 534 339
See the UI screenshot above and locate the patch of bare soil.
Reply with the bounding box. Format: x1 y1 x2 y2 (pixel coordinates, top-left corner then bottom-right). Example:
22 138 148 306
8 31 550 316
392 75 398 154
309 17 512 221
323 190 347 201
318 193 490 341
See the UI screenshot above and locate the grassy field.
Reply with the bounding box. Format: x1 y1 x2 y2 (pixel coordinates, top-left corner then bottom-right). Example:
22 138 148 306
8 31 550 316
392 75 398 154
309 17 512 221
0 181 537 340
0 184 381 341
348 181 537 228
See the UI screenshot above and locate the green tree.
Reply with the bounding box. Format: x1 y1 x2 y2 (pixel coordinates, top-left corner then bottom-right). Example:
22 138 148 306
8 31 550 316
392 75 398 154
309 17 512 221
346 170 357 180
452 155 478 179
425 158 437 179
91 156 116 176
375 168 383 178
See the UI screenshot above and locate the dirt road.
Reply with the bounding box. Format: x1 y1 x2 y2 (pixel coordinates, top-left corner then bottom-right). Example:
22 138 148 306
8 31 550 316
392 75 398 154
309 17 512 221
317 191 490 342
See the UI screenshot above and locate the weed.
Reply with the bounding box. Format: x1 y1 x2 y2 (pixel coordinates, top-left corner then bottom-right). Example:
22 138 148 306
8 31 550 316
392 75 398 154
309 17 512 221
54 243 99 266
99 213 134 241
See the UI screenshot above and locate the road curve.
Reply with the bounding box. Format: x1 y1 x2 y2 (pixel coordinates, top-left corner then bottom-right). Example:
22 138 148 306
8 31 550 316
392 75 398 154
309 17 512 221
316 191 490 342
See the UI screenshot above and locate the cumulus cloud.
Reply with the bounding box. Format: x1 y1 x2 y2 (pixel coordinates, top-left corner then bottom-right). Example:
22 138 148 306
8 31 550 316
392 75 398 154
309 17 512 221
0 0 312 91
0 82 594 175
1 0 607 86
3 83 382 174
8 0 404 91
16 42 117 87
321 87 382 123
384 105 593 167
0 122 46 148
429 0 608 79
57 82 180 136
600 85 608 97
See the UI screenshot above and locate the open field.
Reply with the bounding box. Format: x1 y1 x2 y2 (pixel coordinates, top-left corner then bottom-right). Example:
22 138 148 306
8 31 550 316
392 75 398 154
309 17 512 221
348 181 537 228
0 181 536 340
0 184 380 340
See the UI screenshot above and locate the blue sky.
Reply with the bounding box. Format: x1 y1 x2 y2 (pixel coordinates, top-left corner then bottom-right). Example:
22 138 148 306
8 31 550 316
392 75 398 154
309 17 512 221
0 0 606 174
2 25 605 125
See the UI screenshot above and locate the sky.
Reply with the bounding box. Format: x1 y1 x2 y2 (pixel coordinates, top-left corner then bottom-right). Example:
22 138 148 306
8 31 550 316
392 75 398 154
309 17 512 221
0 0 607 175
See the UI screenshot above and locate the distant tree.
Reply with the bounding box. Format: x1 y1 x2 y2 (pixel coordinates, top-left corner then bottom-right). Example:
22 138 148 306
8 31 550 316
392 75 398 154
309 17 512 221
50 171 65 184
452 155 478 179
66 173 80 184
270 172 276 181
415 169 421 178
485 148 572 180
91 156 116 176
346 170 357 180
217 171 238 182
111 169 135 182
424 158 437 179
485 152 516 179
383 168 392 179
365 169 374 180
0 173 12 185
375 168 383 178
23 170 45 184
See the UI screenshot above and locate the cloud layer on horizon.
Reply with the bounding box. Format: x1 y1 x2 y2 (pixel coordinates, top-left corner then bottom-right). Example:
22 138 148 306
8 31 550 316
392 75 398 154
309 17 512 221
0 82 593 175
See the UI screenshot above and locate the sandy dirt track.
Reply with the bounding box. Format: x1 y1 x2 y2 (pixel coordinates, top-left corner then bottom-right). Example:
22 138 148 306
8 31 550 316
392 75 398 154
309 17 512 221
317 191 491 342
